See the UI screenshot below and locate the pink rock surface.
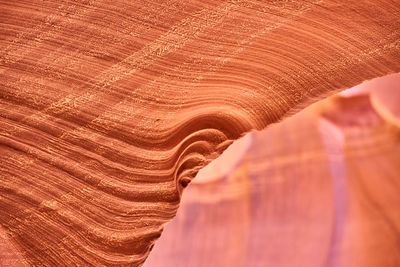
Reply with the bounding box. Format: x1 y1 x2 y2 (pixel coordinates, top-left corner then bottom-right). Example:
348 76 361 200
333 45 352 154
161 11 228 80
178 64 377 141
145 83 400 267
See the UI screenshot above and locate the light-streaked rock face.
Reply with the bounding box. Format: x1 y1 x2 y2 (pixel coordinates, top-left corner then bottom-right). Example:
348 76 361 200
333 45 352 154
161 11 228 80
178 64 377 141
1 1 400 266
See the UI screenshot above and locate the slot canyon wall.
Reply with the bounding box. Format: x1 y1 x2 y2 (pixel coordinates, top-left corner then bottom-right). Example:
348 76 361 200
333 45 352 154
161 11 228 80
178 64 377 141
1 1 400 266
144 75 400 267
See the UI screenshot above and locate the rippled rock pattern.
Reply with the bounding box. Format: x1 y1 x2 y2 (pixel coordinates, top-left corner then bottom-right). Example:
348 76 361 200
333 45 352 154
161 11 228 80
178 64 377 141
1 1 400 266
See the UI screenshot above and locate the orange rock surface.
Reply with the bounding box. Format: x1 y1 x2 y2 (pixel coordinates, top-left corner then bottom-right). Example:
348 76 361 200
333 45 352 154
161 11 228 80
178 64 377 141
1 1 400 266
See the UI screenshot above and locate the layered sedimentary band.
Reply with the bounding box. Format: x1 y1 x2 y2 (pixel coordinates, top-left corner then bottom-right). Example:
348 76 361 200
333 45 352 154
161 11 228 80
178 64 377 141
1 1 400 266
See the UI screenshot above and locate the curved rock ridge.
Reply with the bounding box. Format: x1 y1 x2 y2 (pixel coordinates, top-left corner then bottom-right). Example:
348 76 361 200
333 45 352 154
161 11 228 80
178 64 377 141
0 1 400 266
144 84 400 267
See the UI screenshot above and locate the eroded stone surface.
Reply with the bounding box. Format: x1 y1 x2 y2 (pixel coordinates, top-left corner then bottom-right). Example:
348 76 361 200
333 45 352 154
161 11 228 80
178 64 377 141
1 1 400 266
145 88 400 267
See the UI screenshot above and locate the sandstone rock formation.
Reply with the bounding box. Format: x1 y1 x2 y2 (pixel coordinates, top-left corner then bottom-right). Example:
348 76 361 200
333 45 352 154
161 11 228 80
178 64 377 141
144 77 400 267
1 1 400 266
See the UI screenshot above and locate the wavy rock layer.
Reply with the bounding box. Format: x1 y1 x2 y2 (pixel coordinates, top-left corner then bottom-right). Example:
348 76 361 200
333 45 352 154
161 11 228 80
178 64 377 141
1 1 400 266
144 82 400 267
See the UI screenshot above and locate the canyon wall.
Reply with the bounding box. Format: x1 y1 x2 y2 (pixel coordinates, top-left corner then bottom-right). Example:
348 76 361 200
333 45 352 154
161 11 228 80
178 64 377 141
1 1 400 266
